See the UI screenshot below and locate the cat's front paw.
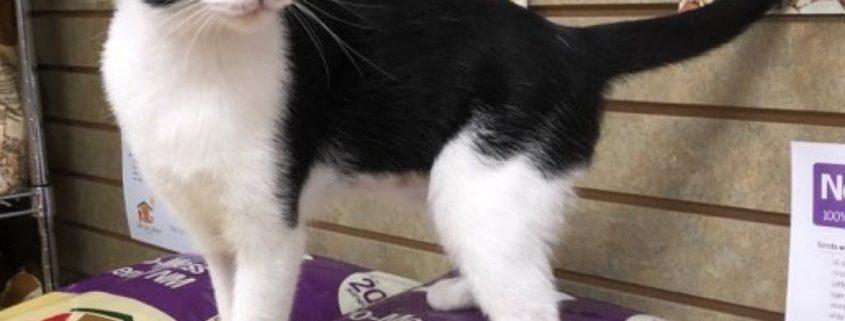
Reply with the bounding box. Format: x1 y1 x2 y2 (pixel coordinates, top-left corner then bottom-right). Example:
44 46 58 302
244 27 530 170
426 277 476 311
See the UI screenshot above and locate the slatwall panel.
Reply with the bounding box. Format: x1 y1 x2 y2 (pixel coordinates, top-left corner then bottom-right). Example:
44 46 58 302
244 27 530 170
32 1 843 320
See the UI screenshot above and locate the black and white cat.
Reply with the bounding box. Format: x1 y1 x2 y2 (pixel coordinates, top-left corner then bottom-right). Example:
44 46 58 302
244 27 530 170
102 0 777 320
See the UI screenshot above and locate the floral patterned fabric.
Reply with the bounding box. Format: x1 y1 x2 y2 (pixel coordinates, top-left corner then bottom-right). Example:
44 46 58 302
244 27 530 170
0 14 27 196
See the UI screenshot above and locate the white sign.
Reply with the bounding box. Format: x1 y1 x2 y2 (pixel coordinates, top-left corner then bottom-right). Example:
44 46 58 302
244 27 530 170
122 142 195 253
787 142 845 321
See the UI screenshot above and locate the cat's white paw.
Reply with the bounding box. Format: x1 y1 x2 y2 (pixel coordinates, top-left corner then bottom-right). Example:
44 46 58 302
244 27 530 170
425 277 578 313
626 315 668 321
426 277 476 311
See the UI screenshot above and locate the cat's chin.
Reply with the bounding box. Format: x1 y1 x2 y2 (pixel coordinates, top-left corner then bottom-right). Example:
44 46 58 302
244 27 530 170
219 9 279 33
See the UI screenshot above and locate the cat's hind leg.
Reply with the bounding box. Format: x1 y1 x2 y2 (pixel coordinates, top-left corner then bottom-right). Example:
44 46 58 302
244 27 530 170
428 134 578 321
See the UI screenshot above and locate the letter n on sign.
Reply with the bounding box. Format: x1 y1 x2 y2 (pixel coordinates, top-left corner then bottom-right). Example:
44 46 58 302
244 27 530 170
814 163 845 228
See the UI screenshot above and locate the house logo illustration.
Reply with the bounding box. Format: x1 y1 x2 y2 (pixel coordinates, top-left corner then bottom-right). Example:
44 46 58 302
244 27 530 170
137 198 155 225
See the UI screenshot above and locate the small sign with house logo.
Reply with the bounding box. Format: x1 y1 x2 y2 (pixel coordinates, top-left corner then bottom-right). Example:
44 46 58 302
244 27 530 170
787 142 845 321
122 142 195 253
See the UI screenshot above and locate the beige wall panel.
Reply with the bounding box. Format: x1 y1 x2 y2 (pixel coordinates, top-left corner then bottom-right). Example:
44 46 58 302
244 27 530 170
40 71 114 124
33 17 108 67
562 200 787 312
320 193 437 243
46 123 121 180
558 281 759 321
548 17 845 113
307 228 450 281
586 113 844 214
54 175 127 235
57 225 167 275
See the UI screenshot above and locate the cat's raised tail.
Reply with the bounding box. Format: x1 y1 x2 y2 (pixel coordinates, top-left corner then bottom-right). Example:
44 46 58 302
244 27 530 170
575 0 780 77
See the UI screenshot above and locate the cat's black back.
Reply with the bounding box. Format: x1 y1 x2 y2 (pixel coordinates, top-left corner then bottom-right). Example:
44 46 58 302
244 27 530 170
284 0 601 174
279 0 777 225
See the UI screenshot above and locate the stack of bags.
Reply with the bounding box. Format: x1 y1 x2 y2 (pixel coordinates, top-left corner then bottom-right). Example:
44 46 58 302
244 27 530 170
0 254 665 321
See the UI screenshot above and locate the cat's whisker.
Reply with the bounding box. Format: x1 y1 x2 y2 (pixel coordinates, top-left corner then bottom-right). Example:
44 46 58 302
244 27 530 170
293 3 363 78
156 0 200 29
163 3 208 40
294 3 396 81
296 0 376 30
160 0 202 25
288 9 332 83
184 9 217 68
77 0 199 51
166 0 199 14
165 6 207 38
324 0 378 17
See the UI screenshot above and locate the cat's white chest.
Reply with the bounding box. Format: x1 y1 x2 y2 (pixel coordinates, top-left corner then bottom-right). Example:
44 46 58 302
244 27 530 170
102 7 289 183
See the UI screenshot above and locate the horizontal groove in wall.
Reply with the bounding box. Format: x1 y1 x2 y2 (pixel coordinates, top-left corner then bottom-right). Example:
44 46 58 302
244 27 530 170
39 65 100 74
56 218 176 255
309 221 444 253
555 269 785 321
606 100 845 128
310 220 783 320
530 3 676 17
576 188 790 226
46 116 119 132
52 169 123 187
30 10 112 18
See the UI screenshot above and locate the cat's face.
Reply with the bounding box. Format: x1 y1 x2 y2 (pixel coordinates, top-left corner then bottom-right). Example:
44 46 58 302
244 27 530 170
138 0 290 32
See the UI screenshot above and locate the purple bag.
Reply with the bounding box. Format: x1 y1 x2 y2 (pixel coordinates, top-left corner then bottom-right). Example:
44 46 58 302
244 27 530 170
335 277 667 321
63 254 218 321
61 254 420 321
293 255 421 320
59 254 663 321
